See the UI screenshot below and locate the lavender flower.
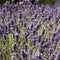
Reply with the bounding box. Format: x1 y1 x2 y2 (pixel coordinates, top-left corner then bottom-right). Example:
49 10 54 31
49 53 56 60
21 48 27 60
24 30 30 37
34 52 42 59
32 35 40 45
28 23 34 31
23 22 27 28
12 43 19 50
48 48 54 55
15 32 19 42
24 44 28 52
56 53 60 60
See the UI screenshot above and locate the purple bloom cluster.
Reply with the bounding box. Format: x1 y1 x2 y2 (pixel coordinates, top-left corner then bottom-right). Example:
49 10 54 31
0 0 60 60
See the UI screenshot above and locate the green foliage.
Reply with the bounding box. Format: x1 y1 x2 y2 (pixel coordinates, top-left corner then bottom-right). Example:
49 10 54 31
38 0 56 5
31 0 56 5
0 0 6 5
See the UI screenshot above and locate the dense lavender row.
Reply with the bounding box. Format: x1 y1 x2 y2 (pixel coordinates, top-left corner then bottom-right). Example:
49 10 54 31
0 0 60 60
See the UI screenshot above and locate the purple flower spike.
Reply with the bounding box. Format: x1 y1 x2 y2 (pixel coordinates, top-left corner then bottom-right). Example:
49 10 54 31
35 24 41 31
48 48 54 54
32 35 40 46
11 20 14 25
56 53 60 60
12 43 19 50
0 25 5 35
57 29 60 33
15 32 19 42
25 36 28 41
24 44 28 52
53 32 57 37
24 31 30 37
29 23 34 31
50 53 56 60
23 22 27 28
34 52 42 59
21 48 27 60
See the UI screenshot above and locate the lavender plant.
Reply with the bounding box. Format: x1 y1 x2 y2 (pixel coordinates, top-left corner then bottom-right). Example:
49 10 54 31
0 0 60 60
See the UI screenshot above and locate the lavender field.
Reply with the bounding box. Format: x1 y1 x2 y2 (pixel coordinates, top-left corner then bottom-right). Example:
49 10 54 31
0 0 60 60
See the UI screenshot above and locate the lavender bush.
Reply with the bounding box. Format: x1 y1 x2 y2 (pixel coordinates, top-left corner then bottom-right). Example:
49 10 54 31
0 0 60 60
